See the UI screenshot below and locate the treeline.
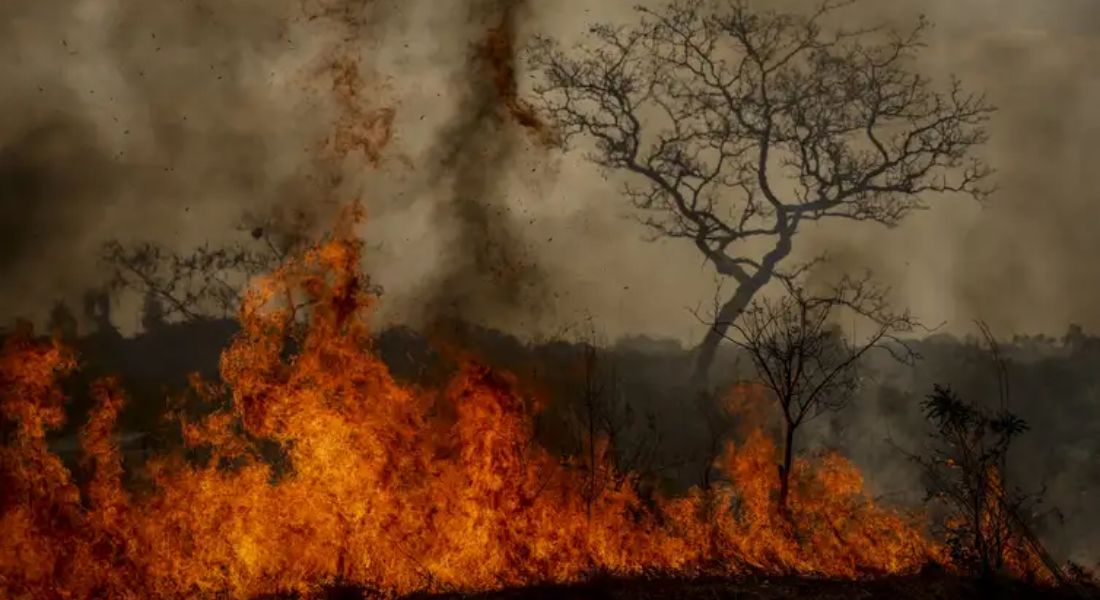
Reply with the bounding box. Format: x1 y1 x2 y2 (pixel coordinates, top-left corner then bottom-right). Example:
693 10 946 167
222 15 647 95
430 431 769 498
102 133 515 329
6 306 1099 573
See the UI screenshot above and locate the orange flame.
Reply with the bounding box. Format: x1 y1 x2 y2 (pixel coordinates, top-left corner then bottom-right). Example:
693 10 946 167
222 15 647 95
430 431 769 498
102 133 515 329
1 214 945 598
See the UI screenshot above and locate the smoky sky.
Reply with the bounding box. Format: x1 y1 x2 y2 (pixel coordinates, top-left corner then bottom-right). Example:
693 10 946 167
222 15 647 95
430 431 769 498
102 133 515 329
412 0 551 333
513 0 1100 344
3 0 1100 569
3 0 1100 344
0 0 365 332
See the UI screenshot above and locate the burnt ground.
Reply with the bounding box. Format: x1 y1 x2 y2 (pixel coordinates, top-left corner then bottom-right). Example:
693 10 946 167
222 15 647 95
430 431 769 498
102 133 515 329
297 573 1098 600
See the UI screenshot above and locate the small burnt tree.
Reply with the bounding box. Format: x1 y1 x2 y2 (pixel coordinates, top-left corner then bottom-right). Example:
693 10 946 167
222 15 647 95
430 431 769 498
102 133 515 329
570 341 663 518
528 0 994 385
911 329 1079 587
715 273 917 512
917 384 1036 577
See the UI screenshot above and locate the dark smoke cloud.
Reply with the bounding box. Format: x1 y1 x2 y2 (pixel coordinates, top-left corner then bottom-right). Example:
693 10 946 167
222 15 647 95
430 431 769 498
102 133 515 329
0 115 120 295
410 0 553 334
0 0 563 339
0 0 377 332
5 0 1100 342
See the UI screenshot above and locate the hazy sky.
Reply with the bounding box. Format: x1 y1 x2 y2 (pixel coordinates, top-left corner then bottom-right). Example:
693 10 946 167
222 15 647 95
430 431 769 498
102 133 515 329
515 0 1100 343
3 0 1099 344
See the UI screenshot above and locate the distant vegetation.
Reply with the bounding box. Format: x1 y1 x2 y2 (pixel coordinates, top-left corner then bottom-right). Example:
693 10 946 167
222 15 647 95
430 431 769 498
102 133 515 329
11 293 1099 573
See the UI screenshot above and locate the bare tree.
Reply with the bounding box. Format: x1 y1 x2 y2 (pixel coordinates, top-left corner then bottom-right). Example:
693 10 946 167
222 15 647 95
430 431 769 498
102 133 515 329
528 0 994 384
713 273 917 512
693 386 734 491
101 239 274 323
916 384 1037 578
908 326 1086 590
571 342 664 517
100 208 326 325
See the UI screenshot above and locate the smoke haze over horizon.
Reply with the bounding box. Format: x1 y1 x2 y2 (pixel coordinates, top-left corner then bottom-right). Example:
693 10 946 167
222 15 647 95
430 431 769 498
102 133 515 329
1 0 1099 345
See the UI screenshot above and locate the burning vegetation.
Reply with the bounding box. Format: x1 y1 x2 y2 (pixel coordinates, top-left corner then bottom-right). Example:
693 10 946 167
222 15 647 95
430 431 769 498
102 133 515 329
1 208 1086 600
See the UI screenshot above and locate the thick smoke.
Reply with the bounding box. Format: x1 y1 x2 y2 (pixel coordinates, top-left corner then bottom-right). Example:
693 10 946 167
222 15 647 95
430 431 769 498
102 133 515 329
0 0 383 333
4 0 1100 341
3 0 1100 569
415 0 552 334
501 0 1100 343
779 0 1100 339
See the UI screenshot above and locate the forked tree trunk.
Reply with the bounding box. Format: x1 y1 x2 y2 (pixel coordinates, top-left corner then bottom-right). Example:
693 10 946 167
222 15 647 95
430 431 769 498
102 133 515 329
690 275 770 387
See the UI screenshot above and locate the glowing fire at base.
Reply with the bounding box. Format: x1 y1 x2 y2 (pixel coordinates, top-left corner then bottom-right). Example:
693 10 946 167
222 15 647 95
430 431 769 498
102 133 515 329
1 215 944 599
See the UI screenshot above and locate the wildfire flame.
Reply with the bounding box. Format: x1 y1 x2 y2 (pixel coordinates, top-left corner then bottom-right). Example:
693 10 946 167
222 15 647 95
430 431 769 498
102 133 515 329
1 211 946 599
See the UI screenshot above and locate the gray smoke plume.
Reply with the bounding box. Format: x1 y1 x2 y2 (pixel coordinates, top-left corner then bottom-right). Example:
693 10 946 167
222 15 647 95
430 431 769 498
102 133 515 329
0 0 382 333
5 0 1100 341
414 0 551 335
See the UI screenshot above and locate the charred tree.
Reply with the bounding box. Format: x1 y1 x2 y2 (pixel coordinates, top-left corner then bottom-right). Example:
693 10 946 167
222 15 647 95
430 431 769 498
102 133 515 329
910 327 1088 592
713 273 917 512
98 208 366 326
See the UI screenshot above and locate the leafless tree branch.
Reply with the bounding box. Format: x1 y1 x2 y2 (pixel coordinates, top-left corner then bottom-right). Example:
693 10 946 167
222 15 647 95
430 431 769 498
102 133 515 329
528 0 994 383
693 269 919 511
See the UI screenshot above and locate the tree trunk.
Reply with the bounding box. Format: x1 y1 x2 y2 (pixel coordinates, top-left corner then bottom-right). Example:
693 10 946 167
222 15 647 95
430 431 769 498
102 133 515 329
691 275 769 387
778 423 795 513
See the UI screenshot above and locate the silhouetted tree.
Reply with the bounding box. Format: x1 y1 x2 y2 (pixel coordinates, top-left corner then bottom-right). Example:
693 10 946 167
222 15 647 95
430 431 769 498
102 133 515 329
529 0 994 384
909 326 1082 589
1062 324 1088 353
101 239 274 322
543 324 665 516
100 208 320 323
713 273 917 512
917 384 1035 577
570 342 662 516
